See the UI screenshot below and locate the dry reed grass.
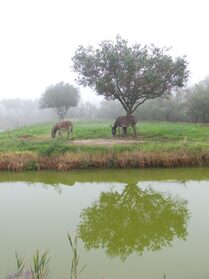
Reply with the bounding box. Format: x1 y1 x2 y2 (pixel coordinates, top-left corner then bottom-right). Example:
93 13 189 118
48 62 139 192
1 150 209 171
0 152 38 171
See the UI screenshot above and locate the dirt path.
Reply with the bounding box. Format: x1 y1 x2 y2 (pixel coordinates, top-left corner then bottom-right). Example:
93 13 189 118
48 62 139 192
71 138 143 145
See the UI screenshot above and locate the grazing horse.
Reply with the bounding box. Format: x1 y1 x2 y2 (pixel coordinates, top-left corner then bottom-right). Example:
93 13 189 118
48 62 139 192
51 120 73 140
111 115 137 138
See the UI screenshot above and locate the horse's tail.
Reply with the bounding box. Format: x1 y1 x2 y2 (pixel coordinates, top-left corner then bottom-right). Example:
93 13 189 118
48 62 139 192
51 126 57 138
70 122 73 132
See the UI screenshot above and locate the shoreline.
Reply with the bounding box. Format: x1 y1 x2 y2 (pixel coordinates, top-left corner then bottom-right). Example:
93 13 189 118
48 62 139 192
1 150 209 171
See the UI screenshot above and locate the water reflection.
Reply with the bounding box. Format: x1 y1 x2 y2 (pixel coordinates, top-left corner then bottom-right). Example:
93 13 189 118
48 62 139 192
79 183 190 260
28 182 63 194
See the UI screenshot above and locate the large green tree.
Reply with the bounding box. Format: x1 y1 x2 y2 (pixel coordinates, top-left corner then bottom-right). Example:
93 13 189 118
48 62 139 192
39 82 80 120
72 36 189 116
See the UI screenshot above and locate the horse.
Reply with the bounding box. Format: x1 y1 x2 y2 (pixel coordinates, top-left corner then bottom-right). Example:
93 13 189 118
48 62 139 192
51 120 73 140
111 115 137 138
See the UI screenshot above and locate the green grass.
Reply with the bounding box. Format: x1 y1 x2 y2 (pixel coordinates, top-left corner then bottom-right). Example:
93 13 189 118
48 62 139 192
1 120 209 154
140 121 209 140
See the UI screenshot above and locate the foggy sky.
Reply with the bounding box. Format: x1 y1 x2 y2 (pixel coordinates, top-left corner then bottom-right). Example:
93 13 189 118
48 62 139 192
0 0 208 103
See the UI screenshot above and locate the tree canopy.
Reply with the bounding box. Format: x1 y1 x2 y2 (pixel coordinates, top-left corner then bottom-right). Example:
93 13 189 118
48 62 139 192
39 82 80 120
72 36 189 115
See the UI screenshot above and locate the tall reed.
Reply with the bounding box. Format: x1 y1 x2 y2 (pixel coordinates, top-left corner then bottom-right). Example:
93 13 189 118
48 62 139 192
30 250 50 279
15 252 25 279
68 233 86 279
12 240 168 279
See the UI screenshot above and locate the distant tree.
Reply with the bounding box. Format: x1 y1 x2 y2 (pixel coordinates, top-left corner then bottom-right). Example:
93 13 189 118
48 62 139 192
186 77 209 123
96 99 124 119
72 36 189 116
0 98 22 116
39 82 80 120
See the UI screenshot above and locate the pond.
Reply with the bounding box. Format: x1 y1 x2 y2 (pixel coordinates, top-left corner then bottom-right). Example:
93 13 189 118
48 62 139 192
0 168 209 279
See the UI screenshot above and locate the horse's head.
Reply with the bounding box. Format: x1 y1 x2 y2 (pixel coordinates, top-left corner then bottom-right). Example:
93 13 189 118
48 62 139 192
111 125 116 136
51 126 57 138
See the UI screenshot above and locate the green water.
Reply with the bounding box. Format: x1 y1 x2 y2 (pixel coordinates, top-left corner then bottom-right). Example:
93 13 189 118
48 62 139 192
1 168 209 279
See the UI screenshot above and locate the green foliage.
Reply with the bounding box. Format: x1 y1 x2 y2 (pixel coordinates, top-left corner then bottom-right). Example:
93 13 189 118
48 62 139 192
30 250 50 279
67 233 86 279
13 250 50 279
12 235 86 279
15 252 25 277
39 82 80 120
39 140 71 156
24 160 39 171
72 35 189 115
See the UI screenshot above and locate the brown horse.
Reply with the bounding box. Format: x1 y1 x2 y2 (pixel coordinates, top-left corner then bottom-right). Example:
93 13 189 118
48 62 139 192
51 120 73 140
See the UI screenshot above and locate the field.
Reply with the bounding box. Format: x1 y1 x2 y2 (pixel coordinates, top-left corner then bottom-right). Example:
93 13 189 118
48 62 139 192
1 120 209 170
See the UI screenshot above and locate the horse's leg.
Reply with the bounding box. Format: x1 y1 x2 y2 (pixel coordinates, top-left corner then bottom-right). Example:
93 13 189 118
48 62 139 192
118 127 121 137
121 127 123 137
66 128 70 140
58 129 63 139
132 125 137 138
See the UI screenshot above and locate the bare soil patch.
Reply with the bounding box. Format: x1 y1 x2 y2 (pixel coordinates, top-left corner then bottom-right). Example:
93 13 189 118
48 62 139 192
18 135 33 140
71 138 144 145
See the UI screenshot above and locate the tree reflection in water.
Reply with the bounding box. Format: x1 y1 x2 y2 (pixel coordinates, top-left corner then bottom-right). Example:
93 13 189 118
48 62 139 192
78 183 190 261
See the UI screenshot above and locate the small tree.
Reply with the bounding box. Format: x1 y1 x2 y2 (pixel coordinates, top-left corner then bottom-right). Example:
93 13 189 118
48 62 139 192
39 82 80 120
72 36 189 116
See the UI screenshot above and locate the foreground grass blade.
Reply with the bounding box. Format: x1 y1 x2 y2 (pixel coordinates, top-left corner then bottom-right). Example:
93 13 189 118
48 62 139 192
68 233 86 279
15 252 25 277
30 250 50 279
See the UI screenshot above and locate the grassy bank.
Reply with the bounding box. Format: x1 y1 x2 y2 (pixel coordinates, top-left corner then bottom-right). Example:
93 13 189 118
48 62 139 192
1 120 209 171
